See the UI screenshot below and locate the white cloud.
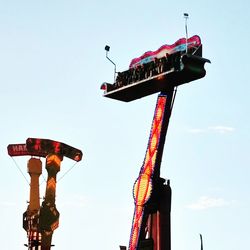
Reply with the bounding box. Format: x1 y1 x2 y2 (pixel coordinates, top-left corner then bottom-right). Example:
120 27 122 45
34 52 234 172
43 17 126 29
208 126 235 134
186 196 231 210
187 126 235 134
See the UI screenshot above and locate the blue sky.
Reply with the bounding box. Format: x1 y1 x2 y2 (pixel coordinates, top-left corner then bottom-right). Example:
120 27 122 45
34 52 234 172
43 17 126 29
0 0 249 249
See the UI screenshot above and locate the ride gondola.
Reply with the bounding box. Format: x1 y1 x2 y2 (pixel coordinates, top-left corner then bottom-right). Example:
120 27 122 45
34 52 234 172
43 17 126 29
101 35 210 102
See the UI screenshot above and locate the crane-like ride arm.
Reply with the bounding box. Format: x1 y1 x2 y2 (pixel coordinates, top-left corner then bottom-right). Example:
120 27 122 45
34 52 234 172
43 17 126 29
101 34 210 250
129 90 174 250
8 138 83 250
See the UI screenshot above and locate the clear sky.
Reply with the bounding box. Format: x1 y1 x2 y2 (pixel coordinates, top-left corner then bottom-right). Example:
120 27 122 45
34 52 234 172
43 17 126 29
0 0 249 250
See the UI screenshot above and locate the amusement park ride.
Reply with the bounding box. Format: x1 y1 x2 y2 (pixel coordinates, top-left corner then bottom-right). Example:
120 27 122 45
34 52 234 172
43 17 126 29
7 138 83 249
7 14 209 250
101 14 210 250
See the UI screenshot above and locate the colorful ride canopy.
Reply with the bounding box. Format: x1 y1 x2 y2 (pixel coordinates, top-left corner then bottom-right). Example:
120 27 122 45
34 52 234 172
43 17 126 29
129 35 201 68
7 138 83 162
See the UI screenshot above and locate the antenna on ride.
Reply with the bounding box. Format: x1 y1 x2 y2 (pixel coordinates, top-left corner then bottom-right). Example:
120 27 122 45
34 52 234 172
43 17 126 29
200 234 203 250
184 13 189 53
105 45 117 83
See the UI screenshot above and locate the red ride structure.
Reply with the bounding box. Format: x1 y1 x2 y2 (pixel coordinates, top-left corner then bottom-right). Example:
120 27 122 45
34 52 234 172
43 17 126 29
101 34 210 250
8 138 83 250
129 92 173 250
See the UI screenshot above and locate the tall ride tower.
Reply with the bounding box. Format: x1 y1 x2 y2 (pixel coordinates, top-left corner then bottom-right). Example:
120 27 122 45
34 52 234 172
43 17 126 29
8 138 83 249
101 32 210 250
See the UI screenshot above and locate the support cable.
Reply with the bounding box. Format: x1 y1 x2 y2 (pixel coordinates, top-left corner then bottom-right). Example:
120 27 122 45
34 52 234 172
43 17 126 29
170 86 178 112
39 173 47 187
11 157 29 186
57 162 78 182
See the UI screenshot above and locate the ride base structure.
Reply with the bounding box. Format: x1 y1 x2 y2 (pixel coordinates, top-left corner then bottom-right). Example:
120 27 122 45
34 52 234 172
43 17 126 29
8 138 83 250
101 35 210 250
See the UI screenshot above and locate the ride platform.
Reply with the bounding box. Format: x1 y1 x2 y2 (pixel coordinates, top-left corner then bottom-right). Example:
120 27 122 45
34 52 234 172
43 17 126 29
101 54 210 102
